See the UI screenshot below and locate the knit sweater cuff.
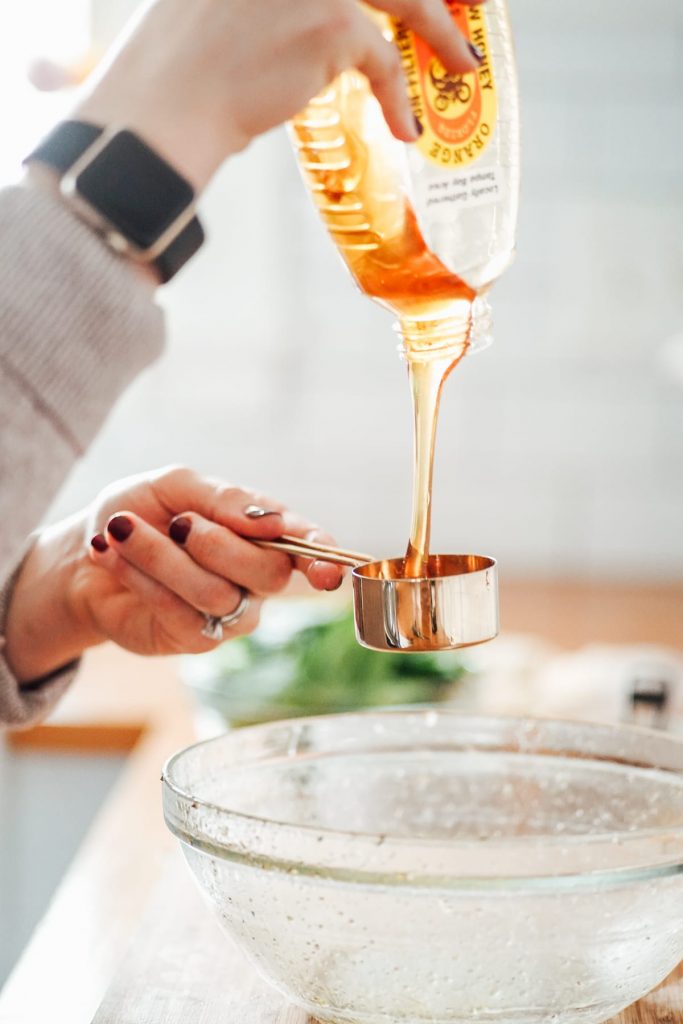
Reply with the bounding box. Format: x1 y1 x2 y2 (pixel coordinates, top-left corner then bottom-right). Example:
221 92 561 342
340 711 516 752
0 547 79 729
0 182 164 456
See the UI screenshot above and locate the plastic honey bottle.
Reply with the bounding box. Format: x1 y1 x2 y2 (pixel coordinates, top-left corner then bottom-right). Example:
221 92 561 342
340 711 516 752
290 0 520 574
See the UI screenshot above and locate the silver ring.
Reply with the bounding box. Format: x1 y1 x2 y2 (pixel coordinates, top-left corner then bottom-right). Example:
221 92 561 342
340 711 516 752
201 588 250 642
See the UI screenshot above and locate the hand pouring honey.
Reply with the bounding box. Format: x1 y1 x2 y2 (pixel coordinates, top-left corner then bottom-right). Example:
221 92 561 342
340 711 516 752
289 0 520 651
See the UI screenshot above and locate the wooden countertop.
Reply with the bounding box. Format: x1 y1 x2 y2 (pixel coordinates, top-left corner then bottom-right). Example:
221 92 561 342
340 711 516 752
0 580 681 1023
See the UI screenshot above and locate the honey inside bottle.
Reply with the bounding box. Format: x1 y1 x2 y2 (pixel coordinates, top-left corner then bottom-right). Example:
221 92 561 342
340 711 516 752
290 74 477 326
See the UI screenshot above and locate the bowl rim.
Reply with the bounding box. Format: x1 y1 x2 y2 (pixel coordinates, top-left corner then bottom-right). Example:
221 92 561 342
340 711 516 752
162 709 683 887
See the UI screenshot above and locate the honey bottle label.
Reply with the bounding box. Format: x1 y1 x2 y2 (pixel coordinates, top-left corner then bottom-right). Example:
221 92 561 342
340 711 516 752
394 3 497 170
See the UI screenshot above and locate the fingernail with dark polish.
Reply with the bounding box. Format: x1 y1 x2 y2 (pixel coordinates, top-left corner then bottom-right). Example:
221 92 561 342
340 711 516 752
467 41 484 65
107 514 134 542
413 115 423 137
169 515 192 545
244 505 280 519
90 533 108 553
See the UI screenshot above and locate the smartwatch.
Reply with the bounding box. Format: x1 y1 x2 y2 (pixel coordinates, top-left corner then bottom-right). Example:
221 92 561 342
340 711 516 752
25 120 205 283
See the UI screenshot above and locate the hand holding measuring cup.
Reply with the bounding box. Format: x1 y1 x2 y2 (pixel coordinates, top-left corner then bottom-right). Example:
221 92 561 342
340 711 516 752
3 466 346 685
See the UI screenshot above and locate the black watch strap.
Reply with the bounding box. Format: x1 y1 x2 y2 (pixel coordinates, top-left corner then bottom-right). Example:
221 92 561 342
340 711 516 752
155 215 205 283
28 120 103 173
26 120 204 283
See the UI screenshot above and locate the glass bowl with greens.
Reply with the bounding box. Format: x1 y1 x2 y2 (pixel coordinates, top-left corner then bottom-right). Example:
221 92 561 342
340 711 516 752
181 600 466 727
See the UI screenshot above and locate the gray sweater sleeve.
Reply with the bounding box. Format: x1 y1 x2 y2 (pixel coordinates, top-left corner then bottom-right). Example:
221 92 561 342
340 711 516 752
0 550 76 727
0 182 165 726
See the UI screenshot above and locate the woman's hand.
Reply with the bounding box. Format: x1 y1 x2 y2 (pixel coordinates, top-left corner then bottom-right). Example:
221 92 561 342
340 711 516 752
4 466 344 684
74 0 485 192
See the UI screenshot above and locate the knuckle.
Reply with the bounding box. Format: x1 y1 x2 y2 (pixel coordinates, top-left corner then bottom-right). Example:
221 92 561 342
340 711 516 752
216 484 242 504
373 46 402 84
191 520 231 568
185 520 211 559
323 0 355 36
161 463 193 487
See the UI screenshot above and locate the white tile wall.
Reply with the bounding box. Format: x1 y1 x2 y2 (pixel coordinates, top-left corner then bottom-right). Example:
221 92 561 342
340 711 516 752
51 1 683 582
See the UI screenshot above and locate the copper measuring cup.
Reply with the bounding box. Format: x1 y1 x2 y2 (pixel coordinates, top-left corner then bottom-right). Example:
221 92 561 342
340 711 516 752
256 537 499 653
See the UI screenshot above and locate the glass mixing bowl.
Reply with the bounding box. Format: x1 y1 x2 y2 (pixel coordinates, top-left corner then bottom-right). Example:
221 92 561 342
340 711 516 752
162 712 683 1024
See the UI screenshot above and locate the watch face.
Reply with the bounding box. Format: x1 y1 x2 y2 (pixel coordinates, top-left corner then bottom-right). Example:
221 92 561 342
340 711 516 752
74 130 194 250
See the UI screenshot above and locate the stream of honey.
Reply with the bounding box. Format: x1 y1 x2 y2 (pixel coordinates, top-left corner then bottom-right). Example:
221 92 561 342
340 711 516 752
292 78 476 578
403 343 466 577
